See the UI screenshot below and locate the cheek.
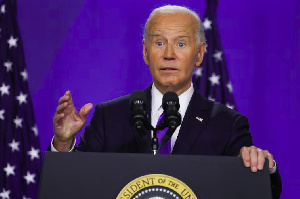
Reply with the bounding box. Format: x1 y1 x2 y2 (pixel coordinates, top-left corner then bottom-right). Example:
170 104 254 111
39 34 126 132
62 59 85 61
181 58 195 72
148 64 159 79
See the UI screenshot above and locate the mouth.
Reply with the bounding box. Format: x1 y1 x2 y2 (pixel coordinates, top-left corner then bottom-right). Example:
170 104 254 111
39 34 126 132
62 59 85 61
160 67 178 71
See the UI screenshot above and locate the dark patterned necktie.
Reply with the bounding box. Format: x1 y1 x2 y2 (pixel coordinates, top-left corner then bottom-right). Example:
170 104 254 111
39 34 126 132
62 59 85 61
156 112 171 154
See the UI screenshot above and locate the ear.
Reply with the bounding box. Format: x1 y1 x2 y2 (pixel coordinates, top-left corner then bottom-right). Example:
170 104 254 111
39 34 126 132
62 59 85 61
195 42 206 67
143 39 150 65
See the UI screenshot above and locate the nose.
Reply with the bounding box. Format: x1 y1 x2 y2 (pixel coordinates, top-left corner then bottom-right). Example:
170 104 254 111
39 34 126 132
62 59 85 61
163 43 176 60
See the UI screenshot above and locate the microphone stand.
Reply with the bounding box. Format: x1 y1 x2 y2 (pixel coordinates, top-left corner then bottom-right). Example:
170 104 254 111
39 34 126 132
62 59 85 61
131 117 176 155
151 129 159 155
151 123 167 155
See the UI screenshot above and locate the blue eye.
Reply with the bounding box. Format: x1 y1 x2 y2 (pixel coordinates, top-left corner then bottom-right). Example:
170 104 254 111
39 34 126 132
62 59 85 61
156 42 163 46
178 42 185 47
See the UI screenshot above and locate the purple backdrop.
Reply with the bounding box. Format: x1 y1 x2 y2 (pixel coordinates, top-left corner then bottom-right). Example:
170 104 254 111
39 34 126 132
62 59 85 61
15 0 300 198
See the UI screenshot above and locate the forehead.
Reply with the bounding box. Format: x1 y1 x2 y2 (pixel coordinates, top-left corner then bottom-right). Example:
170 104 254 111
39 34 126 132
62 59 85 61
148 13 197 37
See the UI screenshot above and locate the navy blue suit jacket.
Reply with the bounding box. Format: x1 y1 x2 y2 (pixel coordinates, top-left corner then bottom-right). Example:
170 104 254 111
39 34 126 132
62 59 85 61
76 85 253 155
74 85 281 198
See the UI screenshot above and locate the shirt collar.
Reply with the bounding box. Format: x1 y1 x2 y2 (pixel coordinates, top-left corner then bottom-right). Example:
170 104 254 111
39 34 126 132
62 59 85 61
151 83 194 114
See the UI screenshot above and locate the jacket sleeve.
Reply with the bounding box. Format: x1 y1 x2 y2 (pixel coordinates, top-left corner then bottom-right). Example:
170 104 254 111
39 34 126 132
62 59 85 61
226 113 282 198
75 103 105 152
225 114 253 156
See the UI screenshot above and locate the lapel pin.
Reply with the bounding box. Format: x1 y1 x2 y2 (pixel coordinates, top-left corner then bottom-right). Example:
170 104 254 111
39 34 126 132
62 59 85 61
196 117 203 122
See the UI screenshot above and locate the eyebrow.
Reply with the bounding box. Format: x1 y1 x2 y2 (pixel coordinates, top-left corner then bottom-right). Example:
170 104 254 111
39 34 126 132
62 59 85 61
178 35 189 39
150 34 161 37
150 34 189 39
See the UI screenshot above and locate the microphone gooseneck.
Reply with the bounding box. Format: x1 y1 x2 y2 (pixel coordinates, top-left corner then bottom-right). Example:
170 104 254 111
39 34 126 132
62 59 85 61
157 91 182 153
129 90 156 154
129 90 149 137
129 90 181 155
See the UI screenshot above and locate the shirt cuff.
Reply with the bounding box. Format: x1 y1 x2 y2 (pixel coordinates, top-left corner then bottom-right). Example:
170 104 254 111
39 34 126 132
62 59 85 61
269 160 277 174
50 136 76 152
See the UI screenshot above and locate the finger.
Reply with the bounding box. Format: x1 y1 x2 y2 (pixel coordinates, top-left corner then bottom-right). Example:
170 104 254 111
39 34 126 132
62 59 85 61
250 146 258 172
240 146 251 167
53 113 64 124
56 102 68 114
257 148 265 170
66 90 73 104
58 91 73 105
79 103 93 117
264 151 274 169
58 94 69 105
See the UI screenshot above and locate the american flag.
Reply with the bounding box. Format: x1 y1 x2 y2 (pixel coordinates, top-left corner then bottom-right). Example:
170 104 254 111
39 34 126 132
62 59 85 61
0 0 42 198
193 0 237 110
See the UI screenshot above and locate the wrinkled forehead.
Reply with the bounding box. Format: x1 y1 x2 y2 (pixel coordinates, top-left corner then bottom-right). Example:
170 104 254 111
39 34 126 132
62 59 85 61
148 13 198 39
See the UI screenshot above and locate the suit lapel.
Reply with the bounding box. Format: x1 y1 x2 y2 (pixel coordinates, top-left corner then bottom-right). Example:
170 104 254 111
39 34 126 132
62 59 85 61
172 90 212 155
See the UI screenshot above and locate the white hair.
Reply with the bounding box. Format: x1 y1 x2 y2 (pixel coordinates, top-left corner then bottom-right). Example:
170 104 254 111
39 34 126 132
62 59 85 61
143 5 206 45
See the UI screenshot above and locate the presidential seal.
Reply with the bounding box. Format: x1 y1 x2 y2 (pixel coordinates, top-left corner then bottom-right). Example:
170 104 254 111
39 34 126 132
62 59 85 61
117 174 197 199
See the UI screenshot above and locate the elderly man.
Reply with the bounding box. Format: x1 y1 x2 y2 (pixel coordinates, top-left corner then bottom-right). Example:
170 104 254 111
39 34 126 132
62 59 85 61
51 5 281 198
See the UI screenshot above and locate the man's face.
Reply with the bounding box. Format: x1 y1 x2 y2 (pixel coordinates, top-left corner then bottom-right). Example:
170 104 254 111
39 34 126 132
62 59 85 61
143 13 206 95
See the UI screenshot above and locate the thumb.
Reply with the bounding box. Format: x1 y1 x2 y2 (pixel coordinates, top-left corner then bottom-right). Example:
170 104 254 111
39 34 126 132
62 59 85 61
79 103 93 117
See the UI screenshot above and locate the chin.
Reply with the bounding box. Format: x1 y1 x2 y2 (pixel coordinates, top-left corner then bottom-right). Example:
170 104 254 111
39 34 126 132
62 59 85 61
160 80 177 87
160 77 179 85
159 82 180 92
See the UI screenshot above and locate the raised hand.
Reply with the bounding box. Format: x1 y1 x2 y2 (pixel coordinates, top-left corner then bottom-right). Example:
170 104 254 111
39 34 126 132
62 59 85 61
53 91 93 151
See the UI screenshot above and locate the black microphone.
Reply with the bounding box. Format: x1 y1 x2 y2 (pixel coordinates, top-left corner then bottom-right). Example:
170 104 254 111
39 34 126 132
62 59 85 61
129 90 152 137
158 92 182 153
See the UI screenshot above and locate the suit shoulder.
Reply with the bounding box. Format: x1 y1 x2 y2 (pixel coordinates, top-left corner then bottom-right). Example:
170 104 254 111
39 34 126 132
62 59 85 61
205 99 244 119
202 99 250 129
95 94 130 110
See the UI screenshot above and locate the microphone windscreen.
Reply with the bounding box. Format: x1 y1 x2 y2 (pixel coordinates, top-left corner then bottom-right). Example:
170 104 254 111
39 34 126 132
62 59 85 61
162 91 179 104
129 90 147 106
